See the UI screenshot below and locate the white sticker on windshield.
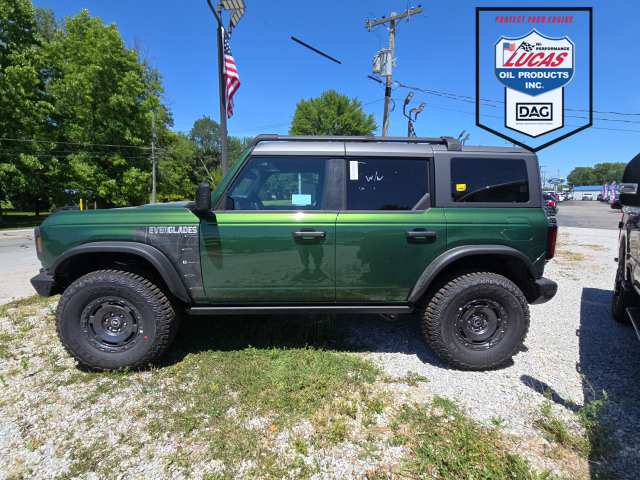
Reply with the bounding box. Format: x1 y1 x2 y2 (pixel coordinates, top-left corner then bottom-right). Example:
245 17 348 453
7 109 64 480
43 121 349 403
292 194 312 206
349 161 359 180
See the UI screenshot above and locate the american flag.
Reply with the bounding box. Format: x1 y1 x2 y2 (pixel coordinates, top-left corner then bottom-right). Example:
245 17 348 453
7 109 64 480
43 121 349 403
503 42 515 51
222 30 240 119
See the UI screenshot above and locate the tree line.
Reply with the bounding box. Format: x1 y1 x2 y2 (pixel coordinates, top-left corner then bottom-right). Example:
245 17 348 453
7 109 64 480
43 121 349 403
0 1 377 223
566 163 627 187
0 0 250 220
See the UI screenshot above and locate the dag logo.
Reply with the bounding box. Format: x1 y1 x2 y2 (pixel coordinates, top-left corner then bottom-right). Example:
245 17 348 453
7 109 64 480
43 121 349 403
494 29 574 96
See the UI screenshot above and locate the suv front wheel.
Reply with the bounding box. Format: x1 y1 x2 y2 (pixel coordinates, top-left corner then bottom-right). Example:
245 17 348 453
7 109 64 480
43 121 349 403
56 270 179 370
418 272 530 370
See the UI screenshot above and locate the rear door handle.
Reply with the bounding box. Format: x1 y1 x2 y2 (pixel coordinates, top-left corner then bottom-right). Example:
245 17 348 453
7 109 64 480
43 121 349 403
293 231 326 239
405 230 437 238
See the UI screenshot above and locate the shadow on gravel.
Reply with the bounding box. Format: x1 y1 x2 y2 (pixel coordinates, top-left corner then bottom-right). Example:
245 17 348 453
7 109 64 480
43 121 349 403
578 287 640 479
163 312 453 369
519 374 581 412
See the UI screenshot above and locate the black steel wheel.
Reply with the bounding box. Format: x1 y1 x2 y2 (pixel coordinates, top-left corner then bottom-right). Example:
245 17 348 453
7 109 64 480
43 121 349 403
418 271 529 371
56 270 179 370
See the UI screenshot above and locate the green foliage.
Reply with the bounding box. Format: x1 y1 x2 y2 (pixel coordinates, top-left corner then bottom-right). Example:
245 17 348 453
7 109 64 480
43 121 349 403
396 398 546 479
567 162 626 186
156 131 196 201
289 89 377 136
188 115 251 189
536 381 610 460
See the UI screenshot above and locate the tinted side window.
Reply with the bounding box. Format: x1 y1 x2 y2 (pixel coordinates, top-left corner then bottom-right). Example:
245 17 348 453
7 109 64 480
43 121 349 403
451 158 529 203
346 158 429 211
227 157 327 210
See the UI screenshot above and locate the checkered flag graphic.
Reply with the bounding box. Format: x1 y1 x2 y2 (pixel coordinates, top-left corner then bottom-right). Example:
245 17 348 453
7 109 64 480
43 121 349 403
519 42 535 52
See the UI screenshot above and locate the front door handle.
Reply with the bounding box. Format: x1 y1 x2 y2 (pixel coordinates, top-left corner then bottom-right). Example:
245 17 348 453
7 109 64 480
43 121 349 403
293 231 326 239
405 230 437 238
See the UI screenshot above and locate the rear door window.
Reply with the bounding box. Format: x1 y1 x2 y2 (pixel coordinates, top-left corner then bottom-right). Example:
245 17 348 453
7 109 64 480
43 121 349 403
451 157 529 203
346 158 429 210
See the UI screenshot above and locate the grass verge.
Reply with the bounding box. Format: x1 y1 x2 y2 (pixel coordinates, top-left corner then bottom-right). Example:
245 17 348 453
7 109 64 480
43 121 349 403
393 396 548 479
535 381 610 461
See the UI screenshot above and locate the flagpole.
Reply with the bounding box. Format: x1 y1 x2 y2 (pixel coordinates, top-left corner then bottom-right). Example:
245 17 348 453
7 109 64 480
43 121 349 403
207 0 229 178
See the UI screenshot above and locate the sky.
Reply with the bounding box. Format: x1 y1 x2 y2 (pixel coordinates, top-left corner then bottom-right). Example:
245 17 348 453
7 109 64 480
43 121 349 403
31 0 640 181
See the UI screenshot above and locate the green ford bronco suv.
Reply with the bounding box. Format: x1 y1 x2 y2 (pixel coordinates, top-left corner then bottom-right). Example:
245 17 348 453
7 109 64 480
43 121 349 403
31 135 558 371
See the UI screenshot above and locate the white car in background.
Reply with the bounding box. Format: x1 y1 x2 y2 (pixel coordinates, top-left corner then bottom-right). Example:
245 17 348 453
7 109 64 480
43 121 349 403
582 193 594 201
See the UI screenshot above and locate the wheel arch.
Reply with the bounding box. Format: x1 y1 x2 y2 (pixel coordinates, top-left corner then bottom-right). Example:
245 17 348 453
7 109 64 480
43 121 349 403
50 242 191 303
408 245 539 304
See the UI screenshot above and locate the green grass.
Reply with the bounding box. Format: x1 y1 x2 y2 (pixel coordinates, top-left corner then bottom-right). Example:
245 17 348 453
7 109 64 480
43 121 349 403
394 397 549 479
0 210 51 230
535 382 610 460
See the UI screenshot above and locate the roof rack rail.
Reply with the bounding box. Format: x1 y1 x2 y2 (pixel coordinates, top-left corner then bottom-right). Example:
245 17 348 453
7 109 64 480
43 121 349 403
248 134 462 151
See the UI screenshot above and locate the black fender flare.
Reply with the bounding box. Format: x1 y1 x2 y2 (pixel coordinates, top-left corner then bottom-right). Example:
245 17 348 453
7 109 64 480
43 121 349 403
50 241 191 303
407 245 538 303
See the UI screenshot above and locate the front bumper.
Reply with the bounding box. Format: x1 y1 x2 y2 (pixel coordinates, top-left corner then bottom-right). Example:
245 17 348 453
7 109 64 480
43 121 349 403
530 277 558 305
30 269 58 297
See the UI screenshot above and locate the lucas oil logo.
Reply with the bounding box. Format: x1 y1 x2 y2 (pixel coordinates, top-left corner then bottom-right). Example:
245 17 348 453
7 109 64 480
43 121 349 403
494 29 574 95
494 29 573 138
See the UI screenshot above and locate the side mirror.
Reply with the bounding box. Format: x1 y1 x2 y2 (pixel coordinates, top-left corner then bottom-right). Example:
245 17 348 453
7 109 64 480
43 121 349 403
195 183 211 212
620 153 640 207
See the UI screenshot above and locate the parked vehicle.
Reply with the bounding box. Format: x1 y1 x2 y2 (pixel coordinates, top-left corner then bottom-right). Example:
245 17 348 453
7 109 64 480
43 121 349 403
543 192 558 215
597 193 604 201
613 152 640 341
31 135 558 371
611 195 621 209
582 193 594 200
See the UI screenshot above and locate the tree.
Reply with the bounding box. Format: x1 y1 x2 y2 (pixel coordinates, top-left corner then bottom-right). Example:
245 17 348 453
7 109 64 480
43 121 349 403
188 115 251 188
592 162 626 185
567 162 627 187
156 131 196 201
39 9 165 207
289 89 377 136
566 167 596 187
0 0 53 220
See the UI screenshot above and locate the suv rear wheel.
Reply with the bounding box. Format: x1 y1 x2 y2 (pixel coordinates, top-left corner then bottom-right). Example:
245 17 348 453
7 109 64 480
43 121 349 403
418 272 529 370
56 270 179 370
612 248 634 324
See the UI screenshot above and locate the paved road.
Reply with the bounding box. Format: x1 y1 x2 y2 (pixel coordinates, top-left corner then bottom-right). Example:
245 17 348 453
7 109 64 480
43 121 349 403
556 198 622 230
0 229 40 304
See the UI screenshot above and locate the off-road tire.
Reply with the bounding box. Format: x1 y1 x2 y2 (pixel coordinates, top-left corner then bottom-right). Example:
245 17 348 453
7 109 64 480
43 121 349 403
612 245 634 324
418 271 530 371
56 270 179 370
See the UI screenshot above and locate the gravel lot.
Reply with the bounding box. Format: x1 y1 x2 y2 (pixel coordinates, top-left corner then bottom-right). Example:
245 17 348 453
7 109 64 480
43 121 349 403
1 225 639 479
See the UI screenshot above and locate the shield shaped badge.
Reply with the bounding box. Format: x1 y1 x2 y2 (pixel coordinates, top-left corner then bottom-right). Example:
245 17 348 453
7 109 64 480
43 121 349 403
494 29 574 95
494 29 575 138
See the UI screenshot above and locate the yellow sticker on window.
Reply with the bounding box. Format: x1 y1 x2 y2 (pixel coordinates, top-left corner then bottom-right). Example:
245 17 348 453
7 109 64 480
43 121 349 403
456 184 466 191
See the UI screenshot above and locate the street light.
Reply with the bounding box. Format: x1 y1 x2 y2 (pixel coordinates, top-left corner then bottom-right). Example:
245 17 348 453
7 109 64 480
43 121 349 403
403 96 425 137
220 0 245 10
404 92 413 105
229 8 245 27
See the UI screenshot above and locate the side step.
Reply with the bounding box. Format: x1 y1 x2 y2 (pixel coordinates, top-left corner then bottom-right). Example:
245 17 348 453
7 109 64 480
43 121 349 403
625 307 640 341
186 305 414 316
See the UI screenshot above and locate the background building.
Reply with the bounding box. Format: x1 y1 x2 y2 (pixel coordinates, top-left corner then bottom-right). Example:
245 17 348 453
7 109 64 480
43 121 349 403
573 185 603 200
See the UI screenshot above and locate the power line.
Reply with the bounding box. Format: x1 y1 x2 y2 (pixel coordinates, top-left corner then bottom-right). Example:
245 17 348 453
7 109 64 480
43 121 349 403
0 138 151 149
0 152 151 159
389 97 640 134
393 81 640 120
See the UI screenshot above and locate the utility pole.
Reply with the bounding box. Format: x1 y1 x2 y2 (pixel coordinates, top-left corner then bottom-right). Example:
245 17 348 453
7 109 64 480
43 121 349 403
151 116 156 203
366 5 422 136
